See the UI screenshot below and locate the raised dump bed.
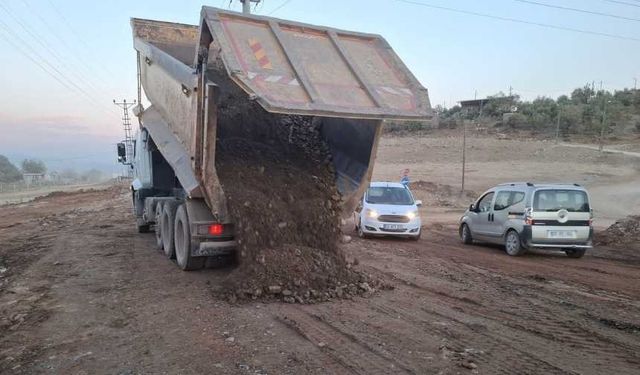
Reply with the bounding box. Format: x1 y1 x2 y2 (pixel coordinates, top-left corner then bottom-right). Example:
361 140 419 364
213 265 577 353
123 7 431 270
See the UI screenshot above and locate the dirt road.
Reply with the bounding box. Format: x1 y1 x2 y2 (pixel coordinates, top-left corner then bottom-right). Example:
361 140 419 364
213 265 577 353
1 187 639 374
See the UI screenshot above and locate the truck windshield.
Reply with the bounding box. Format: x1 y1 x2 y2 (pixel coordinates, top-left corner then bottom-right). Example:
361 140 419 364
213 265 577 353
366 187 414 205
533 190 590 212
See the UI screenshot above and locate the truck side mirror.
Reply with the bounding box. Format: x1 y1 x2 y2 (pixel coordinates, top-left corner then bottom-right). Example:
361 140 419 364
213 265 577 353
117 143 127 163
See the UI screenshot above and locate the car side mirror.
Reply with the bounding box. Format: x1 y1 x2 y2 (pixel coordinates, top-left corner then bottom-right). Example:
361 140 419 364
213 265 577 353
469 204 476 212
117 143 127 163
415 200 422 207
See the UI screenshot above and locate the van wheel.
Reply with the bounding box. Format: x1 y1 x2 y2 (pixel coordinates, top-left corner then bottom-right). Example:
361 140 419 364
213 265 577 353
505 230 526 256
154 202 165 250
565 249 586 259
460 224 472 245
161 201 179 259
174 204 205 271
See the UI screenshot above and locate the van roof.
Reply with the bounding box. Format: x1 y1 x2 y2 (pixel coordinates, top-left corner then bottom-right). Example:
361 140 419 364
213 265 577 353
370 181 406 188
497 182 586 190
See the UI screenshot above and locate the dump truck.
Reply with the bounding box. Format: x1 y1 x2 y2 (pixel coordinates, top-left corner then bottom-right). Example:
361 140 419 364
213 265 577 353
117 6 431 270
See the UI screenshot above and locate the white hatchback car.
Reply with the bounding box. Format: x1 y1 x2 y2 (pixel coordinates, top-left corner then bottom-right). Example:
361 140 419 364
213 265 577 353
355 182 422 240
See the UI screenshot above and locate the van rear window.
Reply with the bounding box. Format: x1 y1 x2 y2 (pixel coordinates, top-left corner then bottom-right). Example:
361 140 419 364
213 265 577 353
533 190 589 212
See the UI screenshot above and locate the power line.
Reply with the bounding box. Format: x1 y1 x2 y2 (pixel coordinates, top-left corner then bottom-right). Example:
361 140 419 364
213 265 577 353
268 0 293 15
602 0 640 8
0 1 103 95
0 19 119 120
393 0 640 42
19 0 110 90
44 0 117 80
514 0 640 22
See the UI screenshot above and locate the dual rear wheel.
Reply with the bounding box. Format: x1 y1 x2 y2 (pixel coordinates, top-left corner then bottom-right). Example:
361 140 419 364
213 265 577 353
155 201 204 271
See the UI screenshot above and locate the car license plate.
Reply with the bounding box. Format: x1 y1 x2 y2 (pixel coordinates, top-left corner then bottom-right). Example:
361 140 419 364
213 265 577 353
383 224 404 230
547 230 576 239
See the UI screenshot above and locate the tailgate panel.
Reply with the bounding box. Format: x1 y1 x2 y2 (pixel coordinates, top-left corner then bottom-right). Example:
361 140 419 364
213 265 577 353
202 7 431 119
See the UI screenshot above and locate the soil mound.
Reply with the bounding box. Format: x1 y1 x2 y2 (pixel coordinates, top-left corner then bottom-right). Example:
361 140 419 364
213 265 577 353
212 70 383 303
410 180 476 208
597 216 640 246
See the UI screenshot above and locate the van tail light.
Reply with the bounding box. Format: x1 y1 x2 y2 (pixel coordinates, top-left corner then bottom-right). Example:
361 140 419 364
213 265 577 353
524 207 533 225
208 224 224 236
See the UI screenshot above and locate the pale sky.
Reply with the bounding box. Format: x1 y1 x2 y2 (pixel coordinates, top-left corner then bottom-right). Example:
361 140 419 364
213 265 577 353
0 0 638 172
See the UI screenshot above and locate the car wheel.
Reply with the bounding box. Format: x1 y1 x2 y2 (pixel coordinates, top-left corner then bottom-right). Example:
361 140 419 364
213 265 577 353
357 219 370 239
505 230 526 256
410 230 421 241
565 249 586 258
460 223 472 245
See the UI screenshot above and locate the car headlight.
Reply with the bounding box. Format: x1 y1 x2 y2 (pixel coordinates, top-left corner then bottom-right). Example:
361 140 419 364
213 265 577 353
366 209 379 218
407 211 419 219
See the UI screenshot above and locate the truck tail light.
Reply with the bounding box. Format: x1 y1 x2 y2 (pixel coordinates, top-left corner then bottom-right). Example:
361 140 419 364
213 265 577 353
208 224 223 236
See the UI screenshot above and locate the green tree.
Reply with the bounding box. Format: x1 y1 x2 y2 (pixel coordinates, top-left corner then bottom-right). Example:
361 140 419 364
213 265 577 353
0 155 22 183
21 159 47 174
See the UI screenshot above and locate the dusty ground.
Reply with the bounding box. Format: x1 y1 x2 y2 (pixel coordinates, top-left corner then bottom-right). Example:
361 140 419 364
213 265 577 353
1 181 639 374
374 131 640 227
1 133 639 374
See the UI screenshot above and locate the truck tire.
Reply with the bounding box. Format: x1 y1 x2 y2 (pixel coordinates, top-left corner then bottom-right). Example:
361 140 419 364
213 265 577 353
134 191 150 233
161 201 179 259
136 219 151 233
505 229 526 256
154 202 165 250
174 204 205 271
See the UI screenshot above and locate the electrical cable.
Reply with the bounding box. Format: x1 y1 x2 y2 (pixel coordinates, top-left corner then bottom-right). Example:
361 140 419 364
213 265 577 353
514 0 640 22
268 0 293 15
393 0 640 42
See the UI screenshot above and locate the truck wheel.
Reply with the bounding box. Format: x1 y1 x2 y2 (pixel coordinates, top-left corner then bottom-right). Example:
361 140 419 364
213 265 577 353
154 202 164 250
174 204 205 271
460 223 473 244
565 249 586 259
136 218 150 233
505 230 526 256
161 201 179 259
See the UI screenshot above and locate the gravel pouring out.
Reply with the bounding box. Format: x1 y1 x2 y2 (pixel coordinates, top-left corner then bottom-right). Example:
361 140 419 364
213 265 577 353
212 72 384 303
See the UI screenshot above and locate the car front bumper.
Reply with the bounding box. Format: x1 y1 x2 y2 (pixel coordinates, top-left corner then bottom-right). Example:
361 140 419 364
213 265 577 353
361 218 421 237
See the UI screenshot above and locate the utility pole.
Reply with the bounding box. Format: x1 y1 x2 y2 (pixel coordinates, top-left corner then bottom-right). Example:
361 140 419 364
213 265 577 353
113 99 137 176
598 100 610 152
461 115 466 194
555 105 562 144
240 0 260 14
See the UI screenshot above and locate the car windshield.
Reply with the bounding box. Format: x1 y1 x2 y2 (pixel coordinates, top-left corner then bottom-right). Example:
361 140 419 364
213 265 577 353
366 187 414 205
533 190 590 212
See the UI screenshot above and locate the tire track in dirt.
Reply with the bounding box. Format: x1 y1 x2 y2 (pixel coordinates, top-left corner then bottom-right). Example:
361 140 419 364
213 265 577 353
355 241 640 374
277 306 416 374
